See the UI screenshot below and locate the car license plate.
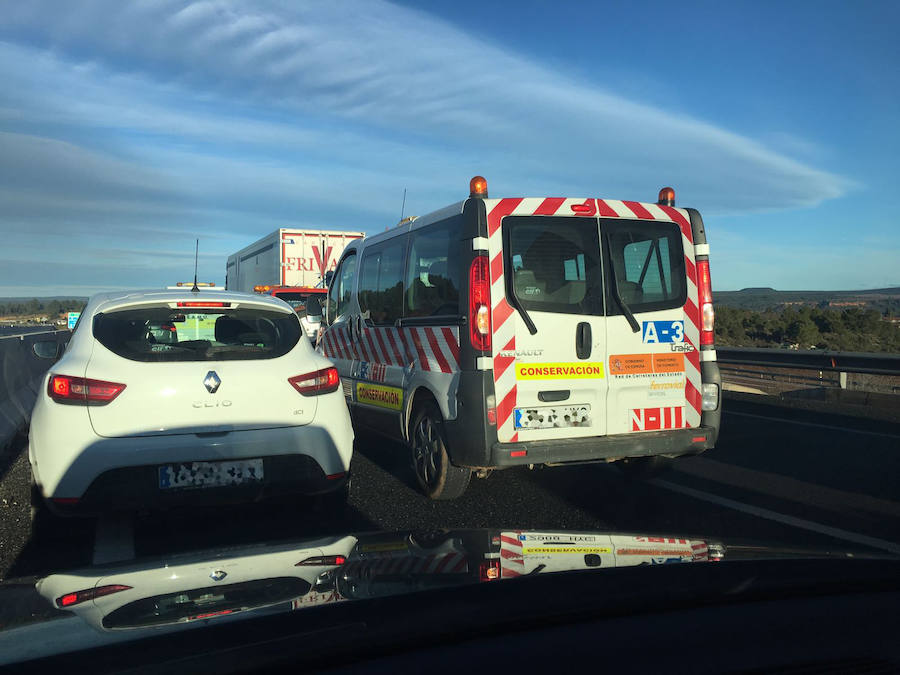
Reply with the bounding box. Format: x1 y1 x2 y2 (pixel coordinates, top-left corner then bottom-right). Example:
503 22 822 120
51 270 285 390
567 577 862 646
514 405 591 430
158 459 264 490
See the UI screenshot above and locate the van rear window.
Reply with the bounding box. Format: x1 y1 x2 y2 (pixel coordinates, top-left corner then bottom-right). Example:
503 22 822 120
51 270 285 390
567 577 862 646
606 220 686 314
503 216 604 316
93 305 301 361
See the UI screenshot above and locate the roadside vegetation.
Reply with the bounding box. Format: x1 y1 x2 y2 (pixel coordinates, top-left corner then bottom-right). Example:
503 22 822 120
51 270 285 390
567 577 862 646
716 305 900 352
0 298 86 324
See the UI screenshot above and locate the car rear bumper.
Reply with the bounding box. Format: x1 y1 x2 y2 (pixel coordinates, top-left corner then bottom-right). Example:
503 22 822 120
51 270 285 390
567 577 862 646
46 455 349 517
489 426 715 468
34 422 353 504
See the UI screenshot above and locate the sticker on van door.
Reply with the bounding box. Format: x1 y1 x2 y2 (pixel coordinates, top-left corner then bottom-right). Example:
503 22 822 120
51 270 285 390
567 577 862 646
515 362 605 380
356 383 403 411
608 354 684 378
642 320 684 343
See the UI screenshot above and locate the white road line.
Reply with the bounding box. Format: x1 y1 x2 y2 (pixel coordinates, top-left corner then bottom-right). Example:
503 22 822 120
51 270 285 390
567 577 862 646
650 478 900 556
725 411 900 439
673 457 900 519
93 514 136 565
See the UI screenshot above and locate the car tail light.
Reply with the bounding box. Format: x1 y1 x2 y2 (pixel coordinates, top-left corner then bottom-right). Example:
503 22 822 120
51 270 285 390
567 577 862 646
288 367 339 396
57 584 132 608
469 255 491 351
48 375 126 405
188 609 234 621
176 301 231 308
697 259 714 345
479 560 501 582
296 555 347 566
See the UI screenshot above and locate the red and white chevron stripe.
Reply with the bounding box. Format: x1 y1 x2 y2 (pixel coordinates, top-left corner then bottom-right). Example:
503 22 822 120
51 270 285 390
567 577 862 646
322 325 460 374
485 197 706 441
499 530 524 578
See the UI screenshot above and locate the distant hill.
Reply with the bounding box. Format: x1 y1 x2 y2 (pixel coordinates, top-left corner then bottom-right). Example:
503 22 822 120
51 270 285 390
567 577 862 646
0 296 88 303
716 287 900 313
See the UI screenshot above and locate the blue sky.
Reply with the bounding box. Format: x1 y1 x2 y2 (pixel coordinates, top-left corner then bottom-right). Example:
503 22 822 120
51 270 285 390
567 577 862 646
0 0 897 296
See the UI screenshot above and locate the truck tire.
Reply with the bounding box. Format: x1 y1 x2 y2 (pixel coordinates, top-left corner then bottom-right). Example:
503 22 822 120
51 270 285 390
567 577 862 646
410 401 470 501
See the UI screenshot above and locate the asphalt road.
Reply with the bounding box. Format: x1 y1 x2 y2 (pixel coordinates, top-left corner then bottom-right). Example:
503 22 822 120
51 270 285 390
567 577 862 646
1 398 899 581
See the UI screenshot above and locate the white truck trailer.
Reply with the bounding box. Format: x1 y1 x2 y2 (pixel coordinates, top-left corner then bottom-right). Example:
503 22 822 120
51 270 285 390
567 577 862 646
226 229 364 292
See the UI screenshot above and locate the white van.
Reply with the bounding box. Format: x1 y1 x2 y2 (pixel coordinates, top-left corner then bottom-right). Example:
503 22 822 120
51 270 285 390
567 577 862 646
319 177 721 499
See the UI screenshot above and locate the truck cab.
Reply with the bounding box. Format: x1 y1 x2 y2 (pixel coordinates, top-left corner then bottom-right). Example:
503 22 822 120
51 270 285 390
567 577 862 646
254 285 327 342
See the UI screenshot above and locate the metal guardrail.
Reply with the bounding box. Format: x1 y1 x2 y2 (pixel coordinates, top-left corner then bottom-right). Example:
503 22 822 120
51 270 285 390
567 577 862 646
716 347 900 376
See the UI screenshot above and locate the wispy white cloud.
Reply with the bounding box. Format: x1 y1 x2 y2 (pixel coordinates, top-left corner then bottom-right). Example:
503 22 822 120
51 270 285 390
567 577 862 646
0 0 864 294
1 0 852 210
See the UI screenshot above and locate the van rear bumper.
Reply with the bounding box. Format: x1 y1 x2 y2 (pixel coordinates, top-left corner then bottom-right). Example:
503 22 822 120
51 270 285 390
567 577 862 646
488 427 715 468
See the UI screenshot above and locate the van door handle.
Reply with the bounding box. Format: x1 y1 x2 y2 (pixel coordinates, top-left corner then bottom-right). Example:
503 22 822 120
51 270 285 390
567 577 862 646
576 322 591 360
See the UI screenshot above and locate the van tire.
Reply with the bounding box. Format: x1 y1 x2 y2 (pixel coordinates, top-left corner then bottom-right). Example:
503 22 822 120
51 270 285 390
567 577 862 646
617 456 670 480
410 402 471 501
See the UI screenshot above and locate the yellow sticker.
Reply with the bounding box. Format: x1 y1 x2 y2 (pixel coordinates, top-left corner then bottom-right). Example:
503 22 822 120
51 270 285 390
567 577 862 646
523 547 612 555
356 383 403 411
359 541 408 553
515 362 605 380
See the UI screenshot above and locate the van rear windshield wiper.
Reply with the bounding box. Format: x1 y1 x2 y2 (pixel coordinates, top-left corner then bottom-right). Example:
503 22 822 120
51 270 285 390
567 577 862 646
604 237 641 333
510 294 538 335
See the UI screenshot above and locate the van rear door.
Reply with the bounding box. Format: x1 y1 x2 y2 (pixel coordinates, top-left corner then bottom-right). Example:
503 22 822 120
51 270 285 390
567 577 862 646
603 214 700 434
488 201 608 444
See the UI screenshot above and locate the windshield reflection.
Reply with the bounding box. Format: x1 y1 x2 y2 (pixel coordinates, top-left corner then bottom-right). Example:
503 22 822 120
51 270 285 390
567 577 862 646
31 529 723 635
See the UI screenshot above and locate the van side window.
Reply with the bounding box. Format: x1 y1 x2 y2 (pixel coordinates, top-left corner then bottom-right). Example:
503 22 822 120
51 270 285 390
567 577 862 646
358 240 405 325
607 221 685 313
503 216 603 316
327 253 356 323
405 222 460 317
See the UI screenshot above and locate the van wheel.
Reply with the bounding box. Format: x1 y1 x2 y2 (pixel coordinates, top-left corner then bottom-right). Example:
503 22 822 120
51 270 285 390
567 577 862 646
617 456 670 480
410 402 470 501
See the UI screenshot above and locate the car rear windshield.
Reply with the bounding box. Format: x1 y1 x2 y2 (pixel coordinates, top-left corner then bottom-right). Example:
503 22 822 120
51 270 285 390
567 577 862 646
503 216 604 316
101 577 311 629
93 305 302 362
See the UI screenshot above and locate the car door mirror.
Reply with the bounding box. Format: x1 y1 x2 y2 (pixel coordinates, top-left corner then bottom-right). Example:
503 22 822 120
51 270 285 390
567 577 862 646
324 270 335 287
32 340 60 360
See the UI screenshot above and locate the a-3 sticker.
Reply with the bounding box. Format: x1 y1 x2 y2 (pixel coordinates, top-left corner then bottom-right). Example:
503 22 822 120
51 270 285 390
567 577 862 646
642 320 684 343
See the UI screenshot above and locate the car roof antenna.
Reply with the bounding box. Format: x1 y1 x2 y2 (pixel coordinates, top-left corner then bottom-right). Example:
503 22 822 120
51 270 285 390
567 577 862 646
191 239 200 293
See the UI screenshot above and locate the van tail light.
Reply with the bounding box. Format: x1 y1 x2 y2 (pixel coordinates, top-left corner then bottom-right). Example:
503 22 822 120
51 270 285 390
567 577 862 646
696 260 714 346
289 367 340 396
48 375 126 405
57 584 132 608
469 255 491 351
479 559 501 582
296 555 347 566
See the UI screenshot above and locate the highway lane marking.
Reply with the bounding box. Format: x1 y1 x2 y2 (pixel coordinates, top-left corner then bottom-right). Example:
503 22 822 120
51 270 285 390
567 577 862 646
673 457 900 519
725 411 900 439
650 478 900 555
93 514 135 565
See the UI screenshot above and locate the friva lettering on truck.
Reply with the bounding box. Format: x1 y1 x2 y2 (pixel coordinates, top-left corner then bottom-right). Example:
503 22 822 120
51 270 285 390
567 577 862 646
318 177 721 501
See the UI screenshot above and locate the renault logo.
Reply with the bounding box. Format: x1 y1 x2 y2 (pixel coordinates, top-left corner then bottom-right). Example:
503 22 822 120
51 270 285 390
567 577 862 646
204 371 221 394
210 569 227 582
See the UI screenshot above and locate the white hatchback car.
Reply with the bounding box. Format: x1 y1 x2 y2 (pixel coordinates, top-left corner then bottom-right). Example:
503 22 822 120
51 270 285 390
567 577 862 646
29 288 353 516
